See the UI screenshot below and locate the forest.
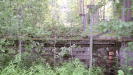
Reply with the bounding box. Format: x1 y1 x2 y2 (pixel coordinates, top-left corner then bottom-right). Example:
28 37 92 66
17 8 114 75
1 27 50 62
0 0 133 75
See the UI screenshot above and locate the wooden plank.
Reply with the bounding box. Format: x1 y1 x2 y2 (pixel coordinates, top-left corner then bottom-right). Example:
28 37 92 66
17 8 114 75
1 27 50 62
1 36 133 42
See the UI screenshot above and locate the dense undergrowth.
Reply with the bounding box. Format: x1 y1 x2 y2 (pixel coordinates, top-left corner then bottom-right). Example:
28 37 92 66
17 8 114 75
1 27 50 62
0 38 104 75
0 54 104 75
0 39 133 75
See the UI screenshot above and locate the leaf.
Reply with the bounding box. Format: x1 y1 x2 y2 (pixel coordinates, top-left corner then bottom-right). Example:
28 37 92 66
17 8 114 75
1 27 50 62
118 70 124 75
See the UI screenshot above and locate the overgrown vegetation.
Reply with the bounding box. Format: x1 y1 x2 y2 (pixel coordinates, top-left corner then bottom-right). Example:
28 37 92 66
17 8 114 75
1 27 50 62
0 38 105 75
97 20 133 37
0 0 133 75
0 0 83 39
0 54 104 75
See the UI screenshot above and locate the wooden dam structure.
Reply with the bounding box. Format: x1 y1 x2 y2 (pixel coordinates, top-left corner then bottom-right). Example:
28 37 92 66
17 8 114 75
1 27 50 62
42 36 132 74
3 35 132 75
35 36 133 75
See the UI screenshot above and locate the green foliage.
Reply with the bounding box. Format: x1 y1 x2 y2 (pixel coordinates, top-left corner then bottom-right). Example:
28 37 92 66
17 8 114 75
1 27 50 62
97 20 133 37
118 66 133 75
126 42 133 51
89 67 104 75
0 0 53 38
56 60 87 75
118 70 124 75
0 59 104 75
97 20 133 75
0 0 83 39
0 54 13 70
0 39 14 53
0 39 15 70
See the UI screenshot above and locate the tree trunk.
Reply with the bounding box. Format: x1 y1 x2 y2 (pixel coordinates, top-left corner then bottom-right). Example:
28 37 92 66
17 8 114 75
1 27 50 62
122 0 132 21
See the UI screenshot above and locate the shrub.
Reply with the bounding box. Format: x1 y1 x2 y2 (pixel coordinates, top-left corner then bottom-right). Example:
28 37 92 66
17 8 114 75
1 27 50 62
0 58 104 75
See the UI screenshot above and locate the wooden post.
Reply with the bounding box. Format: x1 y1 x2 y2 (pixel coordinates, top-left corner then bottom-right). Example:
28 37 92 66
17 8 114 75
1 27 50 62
89 15 93 68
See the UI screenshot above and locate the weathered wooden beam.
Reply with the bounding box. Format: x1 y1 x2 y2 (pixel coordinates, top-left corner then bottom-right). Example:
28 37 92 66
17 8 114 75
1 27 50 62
1 36 133 42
